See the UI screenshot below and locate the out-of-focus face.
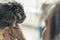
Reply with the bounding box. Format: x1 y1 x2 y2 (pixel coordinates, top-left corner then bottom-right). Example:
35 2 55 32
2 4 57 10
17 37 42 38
40 4 56 27
40 4 49 21
41 4 56 20
39 5 50 30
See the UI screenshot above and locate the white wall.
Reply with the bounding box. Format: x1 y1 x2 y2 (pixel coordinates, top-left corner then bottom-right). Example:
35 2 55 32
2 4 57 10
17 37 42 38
0 0 15 3
15 0 59 28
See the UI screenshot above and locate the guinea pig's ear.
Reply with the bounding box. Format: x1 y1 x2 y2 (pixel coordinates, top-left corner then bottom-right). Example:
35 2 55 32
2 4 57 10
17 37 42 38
15 11 26 23
15 4 26 23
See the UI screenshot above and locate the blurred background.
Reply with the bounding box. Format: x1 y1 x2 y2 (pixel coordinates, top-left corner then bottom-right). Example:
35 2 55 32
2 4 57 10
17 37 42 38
0 0 59 40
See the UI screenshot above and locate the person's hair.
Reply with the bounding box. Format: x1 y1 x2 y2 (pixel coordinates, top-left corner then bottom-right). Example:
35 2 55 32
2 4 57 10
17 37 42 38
46 2 60 40
0 2 26 29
